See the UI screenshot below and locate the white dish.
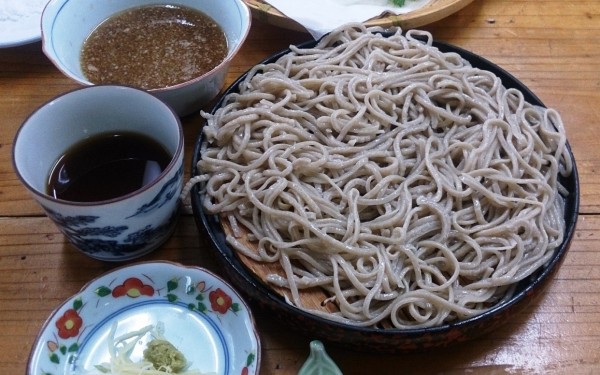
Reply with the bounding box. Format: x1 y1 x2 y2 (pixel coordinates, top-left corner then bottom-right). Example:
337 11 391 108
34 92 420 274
0 0 47 47
27 261 261 374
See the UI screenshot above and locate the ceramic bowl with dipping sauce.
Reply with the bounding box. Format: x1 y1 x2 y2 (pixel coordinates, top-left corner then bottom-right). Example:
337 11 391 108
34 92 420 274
13 85 184 262
41 0 251 116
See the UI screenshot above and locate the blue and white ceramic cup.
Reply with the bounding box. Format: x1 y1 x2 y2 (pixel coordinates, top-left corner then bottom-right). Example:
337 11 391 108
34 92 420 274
13 85 184 261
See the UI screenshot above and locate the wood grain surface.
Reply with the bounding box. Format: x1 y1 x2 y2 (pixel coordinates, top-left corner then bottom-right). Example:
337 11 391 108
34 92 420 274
1 1 600 374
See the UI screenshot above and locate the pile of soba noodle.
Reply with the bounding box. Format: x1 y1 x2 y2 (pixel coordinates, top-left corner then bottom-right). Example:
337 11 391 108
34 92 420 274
186 24 573 328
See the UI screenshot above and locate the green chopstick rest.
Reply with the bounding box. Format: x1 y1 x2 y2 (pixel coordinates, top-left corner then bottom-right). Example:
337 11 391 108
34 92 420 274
298 340 343 375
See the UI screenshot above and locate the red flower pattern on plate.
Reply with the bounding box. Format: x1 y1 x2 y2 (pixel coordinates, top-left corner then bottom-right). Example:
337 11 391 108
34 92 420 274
112 277 154 298
55 309 83 339
35 266 258 375
209 288 233 314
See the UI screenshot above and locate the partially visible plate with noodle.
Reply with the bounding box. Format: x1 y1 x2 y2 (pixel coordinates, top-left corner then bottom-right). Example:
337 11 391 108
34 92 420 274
242 0 474 31
188 24 579 352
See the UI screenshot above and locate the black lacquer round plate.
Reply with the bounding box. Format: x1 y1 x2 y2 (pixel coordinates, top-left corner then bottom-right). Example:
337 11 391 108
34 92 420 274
190 35 580 353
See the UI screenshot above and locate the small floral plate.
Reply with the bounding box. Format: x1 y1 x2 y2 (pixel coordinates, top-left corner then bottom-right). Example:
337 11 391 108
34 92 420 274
27 261 261 375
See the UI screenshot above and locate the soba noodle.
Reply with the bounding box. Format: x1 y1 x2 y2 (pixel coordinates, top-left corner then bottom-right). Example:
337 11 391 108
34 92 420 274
184 24 573 328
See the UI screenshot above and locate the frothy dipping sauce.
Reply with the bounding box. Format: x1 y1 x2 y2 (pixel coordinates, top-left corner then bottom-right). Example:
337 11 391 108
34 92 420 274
81 4 228 89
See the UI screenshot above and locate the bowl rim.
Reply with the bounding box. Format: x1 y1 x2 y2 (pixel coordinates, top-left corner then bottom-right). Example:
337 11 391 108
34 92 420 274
12 84 184 207
190 33 580 346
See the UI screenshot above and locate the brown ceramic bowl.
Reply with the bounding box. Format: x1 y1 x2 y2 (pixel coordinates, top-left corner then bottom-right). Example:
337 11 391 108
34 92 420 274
190 35 580 353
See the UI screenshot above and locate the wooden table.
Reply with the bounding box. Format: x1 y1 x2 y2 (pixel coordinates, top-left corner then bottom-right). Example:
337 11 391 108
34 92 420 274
1 1 599 373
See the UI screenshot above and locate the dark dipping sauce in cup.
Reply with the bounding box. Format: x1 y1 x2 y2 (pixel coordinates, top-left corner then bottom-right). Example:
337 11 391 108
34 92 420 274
80 4 228 89
47 132 172 202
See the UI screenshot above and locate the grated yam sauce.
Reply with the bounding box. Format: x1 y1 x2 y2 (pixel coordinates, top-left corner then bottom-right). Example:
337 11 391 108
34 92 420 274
81 4 228 89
